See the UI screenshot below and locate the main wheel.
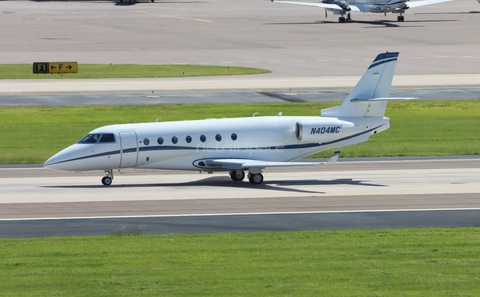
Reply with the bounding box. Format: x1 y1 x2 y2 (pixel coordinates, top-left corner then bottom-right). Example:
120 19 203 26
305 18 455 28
229 170 245 181
102 176 112 186
248 173 264 185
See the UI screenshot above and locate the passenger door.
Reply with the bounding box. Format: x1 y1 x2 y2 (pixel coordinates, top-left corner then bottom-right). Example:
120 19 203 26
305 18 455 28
119 131 138 168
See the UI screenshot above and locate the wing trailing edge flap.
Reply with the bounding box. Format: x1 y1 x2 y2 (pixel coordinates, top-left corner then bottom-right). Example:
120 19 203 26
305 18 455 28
206 151 340 170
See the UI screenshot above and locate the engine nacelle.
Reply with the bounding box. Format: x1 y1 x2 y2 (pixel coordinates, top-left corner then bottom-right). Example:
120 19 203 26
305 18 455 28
295 119 354 143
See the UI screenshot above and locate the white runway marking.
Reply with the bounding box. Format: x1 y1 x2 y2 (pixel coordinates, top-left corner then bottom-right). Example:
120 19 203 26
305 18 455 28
2 208 480 222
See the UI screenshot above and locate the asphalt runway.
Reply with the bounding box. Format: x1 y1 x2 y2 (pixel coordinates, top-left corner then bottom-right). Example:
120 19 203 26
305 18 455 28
1 88 480 107
1 158 479 237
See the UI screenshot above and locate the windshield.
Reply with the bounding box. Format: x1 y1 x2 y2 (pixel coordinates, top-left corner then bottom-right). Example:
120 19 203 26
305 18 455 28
78 133 115 144
78 134 100 144
99 133 115 143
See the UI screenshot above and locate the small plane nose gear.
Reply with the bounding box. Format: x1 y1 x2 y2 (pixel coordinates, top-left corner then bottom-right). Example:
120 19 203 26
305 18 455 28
102 169 113 186
229 170 245 181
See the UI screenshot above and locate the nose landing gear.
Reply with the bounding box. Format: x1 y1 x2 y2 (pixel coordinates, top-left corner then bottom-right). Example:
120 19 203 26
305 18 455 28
102 169 113 186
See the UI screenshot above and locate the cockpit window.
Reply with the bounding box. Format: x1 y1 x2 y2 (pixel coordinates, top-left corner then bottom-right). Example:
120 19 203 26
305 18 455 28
78 133 115 144
99 133 115 143
78 134 101 144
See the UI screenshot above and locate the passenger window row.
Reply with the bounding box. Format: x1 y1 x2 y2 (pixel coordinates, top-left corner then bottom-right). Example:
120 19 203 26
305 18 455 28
143 133 238 146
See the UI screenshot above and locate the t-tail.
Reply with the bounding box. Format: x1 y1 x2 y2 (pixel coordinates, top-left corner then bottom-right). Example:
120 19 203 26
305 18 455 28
322 52 414 119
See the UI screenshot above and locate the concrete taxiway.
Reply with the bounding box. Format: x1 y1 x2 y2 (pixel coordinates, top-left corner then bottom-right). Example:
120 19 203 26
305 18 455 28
1 158 479 216
1 0 480 95
2 0 480 76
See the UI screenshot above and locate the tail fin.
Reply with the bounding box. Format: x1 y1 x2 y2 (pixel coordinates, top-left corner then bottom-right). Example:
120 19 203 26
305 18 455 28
322 52 412 118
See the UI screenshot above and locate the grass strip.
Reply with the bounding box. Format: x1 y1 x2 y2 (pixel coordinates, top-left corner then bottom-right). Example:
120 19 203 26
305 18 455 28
0 100 479 164
0 64 269 79
0 228 479 296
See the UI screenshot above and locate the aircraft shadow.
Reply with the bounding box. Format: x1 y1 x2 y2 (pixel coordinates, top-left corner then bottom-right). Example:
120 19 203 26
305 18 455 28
265 18 457 28
43 177 385 195
113 1 205 5
416 11 480 15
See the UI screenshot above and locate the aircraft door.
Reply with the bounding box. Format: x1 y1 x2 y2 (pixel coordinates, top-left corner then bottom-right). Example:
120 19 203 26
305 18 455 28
119 131 138 168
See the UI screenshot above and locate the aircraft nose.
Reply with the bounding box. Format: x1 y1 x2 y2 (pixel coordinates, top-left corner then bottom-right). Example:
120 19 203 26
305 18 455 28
43 151 69 170
43 144 82 171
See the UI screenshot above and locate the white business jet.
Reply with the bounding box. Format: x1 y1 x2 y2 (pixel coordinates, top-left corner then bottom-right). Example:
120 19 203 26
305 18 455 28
272 0 451 22
44 52 411 186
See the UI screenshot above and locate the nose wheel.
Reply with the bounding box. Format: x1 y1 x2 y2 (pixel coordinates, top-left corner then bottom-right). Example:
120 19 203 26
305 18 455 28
102 169 113 186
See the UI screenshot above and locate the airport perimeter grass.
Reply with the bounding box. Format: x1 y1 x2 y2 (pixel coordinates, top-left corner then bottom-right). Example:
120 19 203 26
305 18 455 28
1 100 479 164
1 228 480 296
0 64 269 79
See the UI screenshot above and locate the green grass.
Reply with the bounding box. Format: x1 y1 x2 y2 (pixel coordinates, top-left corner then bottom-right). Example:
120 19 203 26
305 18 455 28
0 64 269 79
319 99 480 158
1 228 479 296
0 100 479 164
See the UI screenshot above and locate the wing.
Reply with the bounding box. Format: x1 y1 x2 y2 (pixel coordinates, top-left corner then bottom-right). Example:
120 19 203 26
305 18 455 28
405 0 451 8
195 151 340 170
272 0 361 12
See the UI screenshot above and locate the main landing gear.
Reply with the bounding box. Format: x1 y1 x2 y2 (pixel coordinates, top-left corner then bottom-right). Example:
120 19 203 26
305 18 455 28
229 170 264 185
338 13 351 23
396 10 405 22
102 169 113 186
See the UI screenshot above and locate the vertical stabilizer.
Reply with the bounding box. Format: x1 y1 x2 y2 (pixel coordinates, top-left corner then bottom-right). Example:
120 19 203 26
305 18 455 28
322 52 399 118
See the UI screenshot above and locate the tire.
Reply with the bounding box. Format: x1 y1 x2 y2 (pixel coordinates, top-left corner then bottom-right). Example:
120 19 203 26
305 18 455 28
248 173 264 185
229 171 245 181
102 176 112 186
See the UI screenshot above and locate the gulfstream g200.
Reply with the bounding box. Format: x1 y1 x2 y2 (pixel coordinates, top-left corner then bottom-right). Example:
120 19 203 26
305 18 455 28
44 52 412 186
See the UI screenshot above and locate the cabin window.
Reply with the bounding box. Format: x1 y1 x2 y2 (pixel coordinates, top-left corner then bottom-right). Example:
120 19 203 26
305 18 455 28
78 134 100 144
186 135 192 143
157 137 164 145
143 138 150 145
231 133 237 141
99 133 115 143
172 136 178 144
200 135 206 142
215 134 222 142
